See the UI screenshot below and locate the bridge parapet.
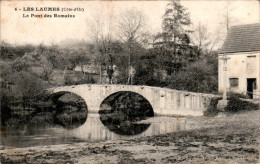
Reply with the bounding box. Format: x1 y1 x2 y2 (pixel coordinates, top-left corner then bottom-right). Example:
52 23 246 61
48 84 220 116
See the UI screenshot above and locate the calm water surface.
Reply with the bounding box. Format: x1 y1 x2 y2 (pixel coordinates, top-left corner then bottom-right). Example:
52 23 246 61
0 113 191 149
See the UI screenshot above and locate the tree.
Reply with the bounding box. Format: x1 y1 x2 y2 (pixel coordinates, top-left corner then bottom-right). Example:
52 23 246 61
117 8 147 84
223 0 235 32
190 23 211 57
160 0 192 74
0 41 35 60
12 48 53 82
89 12 114 84
217 0 237 45
13 71 48 101
207 29 222 55
166 53 218 93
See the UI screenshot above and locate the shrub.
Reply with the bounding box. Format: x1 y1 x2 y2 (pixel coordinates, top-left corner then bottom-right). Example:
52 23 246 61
204 97 222 117
64 74 95 85
225 96 259 113
166 59 218 94
227 92 248 99
204 95 259 117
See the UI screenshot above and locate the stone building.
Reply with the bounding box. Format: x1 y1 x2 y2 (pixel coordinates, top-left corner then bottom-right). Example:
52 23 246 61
218 23 260 99
74 65 99 74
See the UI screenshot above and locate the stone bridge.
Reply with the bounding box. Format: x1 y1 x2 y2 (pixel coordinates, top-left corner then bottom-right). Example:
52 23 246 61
48 84 219 116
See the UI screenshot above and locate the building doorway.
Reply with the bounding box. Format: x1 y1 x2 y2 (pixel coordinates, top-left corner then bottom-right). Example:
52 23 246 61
247 78 256 99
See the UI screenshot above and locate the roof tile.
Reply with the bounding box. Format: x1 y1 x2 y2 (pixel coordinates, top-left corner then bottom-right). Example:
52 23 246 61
219 23 260 54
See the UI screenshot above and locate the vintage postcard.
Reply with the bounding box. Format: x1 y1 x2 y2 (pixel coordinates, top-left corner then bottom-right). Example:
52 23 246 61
0 0 260 163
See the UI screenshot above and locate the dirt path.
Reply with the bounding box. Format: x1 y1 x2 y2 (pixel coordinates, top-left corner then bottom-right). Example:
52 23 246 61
1 110 260 164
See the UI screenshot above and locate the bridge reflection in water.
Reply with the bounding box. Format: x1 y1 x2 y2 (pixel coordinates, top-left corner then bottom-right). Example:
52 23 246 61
0 113 189 149
71 113 187 141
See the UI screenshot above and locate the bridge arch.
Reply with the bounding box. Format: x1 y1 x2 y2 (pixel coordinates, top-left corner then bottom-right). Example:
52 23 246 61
99 90 154 135
99 91 154 116
49 91 88 108
48 87 91 109
48 90 88 128
49 91 77 101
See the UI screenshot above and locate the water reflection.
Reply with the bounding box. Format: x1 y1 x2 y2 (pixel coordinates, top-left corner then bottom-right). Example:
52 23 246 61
0 127 82 149
1 113 187 149
51 92 88 129
72 113 187 141
99 111 151 136
99 91 154 135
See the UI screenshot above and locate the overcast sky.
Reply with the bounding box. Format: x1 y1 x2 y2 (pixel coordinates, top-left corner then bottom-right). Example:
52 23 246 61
1 0 259 46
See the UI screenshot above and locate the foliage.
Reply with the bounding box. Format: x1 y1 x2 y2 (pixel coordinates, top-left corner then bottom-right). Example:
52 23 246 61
45 45 91 70
162 0 191 38
117 7 149 84
154 0 192 74
0 42 95 115
0 91 13 126
118 8 147 44
64 74 95 85
204 97 222 117
227 92 248 99
12 72 49 100
204 94 259 117
131 46 218 94
0 41 35 60
225 95 259 113
134 53 166 86
190 23 211 56
166 53 218 93
1 44 54 102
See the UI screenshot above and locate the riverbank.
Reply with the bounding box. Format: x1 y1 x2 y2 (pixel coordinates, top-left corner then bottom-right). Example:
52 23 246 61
1 110 260 164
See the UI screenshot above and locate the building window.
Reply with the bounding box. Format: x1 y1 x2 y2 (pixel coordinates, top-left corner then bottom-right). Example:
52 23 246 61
247 56 256 70
229 78 239 88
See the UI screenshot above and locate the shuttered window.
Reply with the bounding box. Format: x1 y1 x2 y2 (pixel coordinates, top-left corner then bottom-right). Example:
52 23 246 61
247 56 256 70
229 78 239 87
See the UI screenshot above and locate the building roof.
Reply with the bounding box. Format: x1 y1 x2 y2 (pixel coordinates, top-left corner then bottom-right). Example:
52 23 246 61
74 65 99 74
219 23 260 54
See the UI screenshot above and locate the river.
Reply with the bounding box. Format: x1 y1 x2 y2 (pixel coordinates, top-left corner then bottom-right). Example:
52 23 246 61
0 113 191 149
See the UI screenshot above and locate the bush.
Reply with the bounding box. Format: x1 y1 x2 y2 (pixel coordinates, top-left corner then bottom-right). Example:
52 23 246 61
227 92 248 99
204 97 222 117
204 95 259 117
225 96 259 113
166 59 218 94
64 73 95 85
0 93 12 126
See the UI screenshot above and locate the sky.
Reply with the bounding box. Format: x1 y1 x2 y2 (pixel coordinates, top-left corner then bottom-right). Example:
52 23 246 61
1 0 259 46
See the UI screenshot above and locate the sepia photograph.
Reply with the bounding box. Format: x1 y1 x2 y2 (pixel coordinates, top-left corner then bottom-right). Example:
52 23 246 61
0 0 260 163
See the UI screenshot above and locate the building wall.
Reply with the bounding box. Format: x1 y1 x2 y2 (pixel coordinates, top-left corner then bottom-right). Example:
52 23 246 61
259 1 260 22
218 52 260 98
